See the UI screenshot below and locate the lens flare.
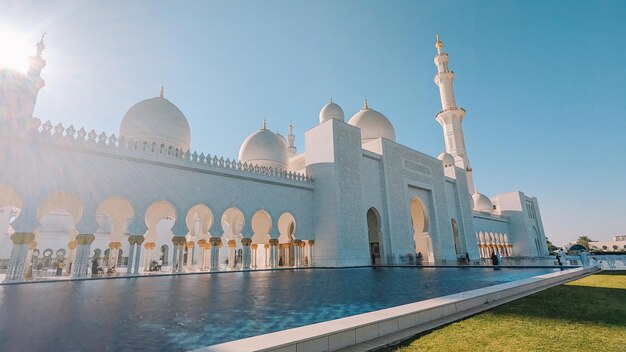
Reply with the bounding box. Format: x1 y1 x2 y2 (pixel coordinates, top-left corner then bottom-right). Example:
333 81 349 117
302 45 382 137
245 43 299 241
0 27 32 73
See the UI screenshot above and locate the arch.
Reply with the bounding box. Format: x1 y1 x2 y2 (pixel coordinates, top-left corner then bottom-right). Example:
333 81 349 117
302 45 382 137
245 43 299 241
367 207 383 265
221 207 245 270
251 210 272 243
37 192 83 225
278 212 296 241
409 197 433 263
186 204 213 240
97 197 134 242
451 218 461 255
144 200 176 242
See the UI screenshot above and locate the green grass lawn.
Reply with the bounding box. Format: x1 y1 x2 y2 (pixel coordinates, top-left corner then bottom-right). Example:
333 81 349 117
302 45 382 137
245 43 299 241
390 271 626 352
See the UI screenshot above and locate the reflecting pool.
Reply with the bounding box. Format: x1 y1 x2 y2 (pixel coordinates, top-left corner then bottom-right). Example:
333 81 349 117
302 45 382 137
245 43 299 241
0 267 559 351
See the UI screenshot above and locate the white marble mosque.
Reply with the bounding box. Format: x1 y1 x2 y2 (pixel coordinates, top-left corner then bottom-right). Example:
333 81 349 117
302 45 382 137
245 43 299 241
0 35 549 281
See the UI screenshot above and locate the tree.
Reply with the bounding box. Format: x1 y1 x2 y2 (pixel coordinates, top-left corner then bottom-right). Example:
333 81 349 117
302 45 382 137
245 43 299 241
546 237 558 252
577 235 594 249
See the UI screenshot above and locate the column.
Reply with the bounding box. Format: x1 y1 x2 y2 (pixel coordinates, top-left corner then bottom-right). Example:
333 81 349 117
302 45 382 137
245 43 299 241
126 236 136 274
251 244 258 269
269 239 278 268
108 241 122 272
241 238 252 270
209 237 221 271
307 240 314 267
143 242 155 272
171 237 179 273
227 240 236 269
284 244 290 267
133 236 144 274
177 238 185 272
186 241 194 270
66 241 77 275
72 234 95 277
197 240 207 270
205 243 212 270
264 244 269 268
5 232 35 281
293 240 302 268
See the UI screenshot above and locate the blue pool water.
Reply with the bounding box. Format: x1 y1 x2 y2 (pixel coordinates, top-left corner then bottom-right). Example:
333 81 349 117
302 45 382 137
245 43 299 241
0 267 560 351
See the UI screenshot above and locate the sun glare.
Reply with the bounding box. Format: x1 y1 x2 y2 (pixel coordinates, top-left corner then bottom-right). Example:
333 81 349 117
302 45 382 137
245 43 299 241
0 28 33 73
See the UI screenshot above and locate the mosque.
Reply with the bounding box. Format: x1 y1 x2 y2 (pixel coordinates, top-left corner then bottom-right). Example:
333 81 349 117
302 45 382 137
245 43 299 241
0 35 549 280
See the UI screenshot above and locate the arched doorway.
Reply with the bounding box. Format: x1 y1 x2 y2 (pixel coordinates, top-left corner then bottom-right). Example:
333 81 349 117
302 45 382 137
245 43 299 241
409 197 433 263
451 218 462 255
367 208 382 265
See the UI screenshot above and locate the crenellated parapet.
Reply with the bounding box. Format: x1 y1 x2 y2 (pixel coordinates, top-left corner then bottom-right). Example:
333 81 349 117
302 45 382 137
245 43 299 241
3 117 314 184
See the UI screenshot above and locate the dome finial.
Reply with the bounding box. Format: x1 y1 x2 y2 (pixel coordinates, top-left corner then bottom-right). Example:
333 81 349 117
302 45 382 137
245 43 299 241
262 118 267 130
363 98 368 110
36 32 46 56
289 120 294 135
330 97 333 103
160 85 164 98
435 33 443 53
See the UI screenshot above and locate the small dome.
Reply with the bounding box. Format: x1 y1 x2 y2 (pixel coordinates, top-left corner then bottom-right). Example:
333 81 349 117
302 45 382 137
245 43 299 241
437 152 455 167
348 100 396 143
238 127 289 169
472 192 493 213
120 97 191 151
319 100 344 123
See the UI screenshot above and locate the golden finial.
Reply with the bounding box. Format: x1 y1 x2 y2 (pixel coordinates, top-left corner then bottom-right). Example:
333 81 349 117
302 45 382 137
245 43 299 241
160 85 164 98
363 98 368 110
289 120 294 135
262 118 267 129
36 32 46 55
435 33 443 51
330 97 333 104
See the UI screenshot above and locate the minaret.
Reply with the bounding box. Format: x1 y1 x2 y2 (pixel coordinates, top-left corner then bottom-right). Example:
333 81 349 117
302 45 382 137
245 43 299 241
288 122 296 156
434 34 475 194
27 33 47 92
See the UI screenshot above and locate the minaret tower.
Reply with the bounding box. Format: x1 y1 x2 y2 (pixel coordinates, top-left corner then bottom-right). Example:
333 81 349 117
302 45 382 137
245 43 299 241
287 122 296 156
27 33 47 93
434 34 475 194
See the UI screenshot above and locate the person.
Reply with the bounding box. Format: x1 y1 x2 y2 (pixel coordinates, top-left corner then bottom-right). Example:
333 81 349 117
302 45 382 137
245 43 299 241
497 251 503 266
465 252 470 265
416 252 423 266
490 251 499 266
92 258 99 275
407 253 414 265
56 260 64 276
278 256 283 266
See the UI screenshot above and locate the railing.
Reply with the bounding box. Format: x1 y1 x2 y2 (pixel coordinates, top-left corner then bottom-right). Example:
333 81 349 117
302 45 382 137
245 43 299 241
11 118 313 184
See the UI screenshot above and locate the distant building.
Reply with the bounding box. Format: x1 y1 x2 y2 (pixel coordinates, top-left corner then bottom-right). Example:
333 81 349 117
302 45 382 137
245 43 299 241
0 35 549 281
589 236 626 252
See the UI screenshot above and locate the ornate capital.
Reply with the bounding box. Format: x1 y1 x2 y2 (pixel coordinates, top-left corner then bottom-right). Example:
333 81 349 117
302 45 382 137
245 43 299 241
307 240 315 245
269 239 279 246
293 239 303 246
29 240 38 250
250 244 258 250
10 232 35 245
241 238 252 246
76 234 96 245
227 240 237 248
209 237 222 246
186 241 194 248
109 241 122 249
68 240 77 250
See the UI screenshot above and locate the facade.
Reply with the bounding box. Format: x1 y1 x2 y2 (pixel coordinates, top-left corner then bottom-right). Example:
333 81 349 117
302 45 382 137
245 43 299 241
0 35 549 281
588 236 626 252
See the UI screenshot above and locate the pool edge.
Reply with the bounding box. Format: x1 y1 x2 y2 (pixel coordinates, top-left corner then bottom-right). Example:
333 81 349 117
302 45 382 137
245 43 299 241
195 266 598 352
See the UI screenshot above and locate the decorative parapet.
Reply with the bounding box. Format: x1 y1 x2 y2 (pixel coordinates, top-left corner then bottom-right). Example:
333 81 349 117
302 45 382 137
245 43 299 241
8 118 313 184
435 106 465 119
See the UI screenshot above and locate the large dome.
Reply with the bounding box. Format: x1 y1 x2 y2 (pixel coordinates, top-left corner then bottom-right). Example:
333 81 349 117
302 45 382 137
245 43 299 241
347 100 396 143
238 127 289 170
319 100 344 124
120 97 191 151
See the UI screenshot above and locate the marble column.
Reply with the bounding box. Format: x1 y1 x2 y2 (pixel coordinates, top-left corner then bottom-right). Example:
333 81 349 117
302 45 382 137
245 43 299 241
186 241 194 270
72 234 95 277
264 244 270 268
134 236 144 274
209 237 221 272
293 240 302 268
241 238 252 270
5 232 35 281
251 244 258 269
171 237 179 272
227 240 236 269
66 241 77 275
126 237 136 274
307 240 314 267
108 241 122 271
197 240 207 270
205 243 212 270
177 239 185 272
269 239 278 269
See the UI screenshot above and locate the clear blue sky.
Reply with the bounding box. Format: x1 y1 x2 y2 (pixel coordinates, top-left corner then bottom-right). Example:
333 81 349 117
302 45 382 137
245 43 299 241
2 0 625 246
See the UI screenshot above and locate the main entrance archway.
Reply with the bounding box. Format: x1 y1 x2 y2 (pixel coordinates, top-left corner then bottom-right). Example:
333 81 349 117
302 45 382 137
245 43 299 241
409 197 433 263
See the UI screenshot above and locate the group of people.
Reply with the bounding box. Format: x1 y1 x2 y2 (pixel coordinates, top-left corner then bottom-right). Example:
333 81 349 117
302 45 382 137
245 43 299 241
405 252 424 265
490 251 503 266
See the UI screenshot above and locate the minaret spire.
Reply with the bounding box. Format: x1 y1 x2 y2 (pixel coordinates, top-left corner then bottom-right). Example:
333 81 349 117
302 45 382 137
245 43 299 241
363 98 368 110
262 118 267 130
160 85 164 98
288 121 296 156
433 34 475 194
